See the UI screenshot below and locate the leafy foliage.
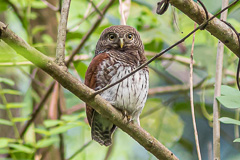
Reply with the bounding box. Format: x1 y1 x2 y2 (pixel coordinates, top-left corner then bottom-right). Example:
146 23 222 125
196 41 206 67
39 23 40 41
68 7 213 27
0 0 240 159
218 85 240 143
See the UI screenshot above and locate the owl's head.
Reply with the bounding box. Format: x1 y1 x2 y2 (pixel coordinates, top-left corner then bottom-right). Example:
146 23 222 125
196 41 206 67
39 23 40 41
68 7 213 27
95 25 144 55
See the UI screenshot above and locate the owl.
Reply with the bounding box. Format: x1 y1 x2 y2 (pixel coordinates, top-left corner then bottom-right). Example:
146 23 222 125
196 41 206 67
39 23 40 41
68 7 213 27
85 25 149 146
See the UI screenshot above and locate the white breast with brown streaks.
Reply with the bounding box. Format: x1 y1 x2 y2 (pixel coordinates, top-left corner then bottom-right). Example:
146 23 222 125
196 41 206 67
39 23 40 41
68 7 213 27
95 58 149 121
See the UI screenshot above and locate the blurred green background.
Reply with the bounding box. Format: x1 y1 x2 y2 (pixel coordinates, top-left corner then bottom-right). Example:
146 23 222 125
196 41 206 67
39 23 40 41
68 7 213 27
0 0 240 159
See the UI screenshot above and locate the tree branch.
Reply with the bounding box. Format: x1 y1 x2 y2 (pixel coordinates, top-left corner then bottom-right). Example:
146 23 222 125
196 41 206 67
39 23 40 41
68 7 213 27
0 22 178 160
169 0 240 58
213 0 229 158
41 0 59 11
55 0 71 66
145 51 196 66
189 22 202 160
148 79 235 96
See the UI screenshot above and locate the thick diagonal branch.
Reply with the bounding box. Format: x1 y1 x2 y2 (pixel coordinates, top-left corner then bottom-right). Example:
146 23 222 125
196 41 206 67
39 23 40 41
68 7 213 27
169 0 240 57
0 22 178 160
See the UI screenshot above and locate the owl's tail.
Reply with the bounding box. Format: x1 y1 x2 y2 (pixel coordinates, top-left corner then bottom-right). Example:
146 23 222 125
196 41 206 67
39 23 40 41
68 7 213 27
91 111 116 146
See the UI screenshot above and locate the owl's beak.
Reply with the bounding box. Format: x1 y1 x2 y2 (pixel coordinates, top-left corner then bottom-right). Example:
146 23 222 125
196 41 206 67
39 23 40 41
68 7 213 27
119 38 124 48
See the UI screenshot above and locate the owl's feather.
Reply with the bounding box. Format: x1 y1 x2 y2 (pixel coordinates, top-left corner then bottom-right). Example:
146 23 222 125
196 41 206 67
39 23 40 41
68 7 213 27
85 52 116 146
85 25 149 146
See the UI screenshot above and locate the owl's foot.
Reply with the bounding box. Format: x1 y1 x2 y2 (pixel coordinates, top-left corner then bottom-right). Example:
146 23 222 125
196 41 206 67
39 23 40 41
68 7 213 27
122 110 132 123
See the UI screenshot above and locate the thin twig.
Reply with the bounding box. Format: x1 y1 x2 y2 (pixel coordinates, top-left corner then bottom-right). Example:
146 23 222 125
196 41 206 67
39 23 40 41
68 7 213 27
19 82 55 138
67 0 105 32
119 0 126 25
88 0 103 17
148 79 235 96
196 0 209 30
237 59 240 90
213 0 229 158
0 61 33 66
41 0 59 11
55 0 71 66
235 109 240 139
48 82 59 119
66 0 115 66
189 22 202 160
58 85 65 160
62 103 85 114
200 85 213 121
93 1 237 96
17 67 46 89
59 133 65 160
67 141 92 160
146 51 196 66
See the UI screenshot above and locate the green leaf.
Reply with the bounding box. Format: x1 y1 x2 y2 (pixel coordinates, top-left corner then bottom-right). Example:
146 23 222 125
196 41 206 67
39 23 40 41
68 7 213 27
31 1 47 9
35 128 50 136
0 89 22 95
221 85 240 97
8 144 34 154
6 103 26 109
66 32 83 41
32 25 46 36
12 117 30 123
73 61 88 79
42 34 54 43
0 41 28 63
43 120 64 128
0 119 13 126
0 138 9 148
62 113 85 122
0 0 8 12
219 117 240 125
49 124 79 135
217 96 240 109
36 138 59 148
0 77 15 86
234 138 240 142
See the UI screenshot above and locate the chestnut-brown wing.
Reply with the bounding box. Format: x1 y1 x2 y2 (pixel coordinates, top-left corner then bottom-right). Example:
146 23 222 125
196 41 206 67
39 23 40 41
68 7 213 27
84 52 109 126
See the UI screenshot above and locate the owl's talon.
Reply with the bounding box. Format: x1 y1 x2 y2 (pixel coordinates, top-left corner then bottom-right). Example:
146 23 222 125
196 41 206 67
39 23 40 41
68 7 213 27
126 115 132 122
121 110 132 123
122 110 127 119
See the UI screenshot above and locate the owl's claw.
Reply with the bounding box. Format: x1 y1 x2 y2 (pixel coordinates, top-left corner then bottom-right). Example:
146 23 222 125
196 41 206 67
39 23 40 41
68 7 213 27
126 115 132 122
121 110 132 123
122 110 127 118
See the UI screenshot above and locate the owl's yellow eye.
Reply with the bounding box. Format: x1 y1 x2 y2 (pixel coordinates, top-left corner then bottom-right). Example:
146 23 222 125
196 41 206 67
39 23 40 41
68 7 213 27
127 34 133 40
108 34 115 41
